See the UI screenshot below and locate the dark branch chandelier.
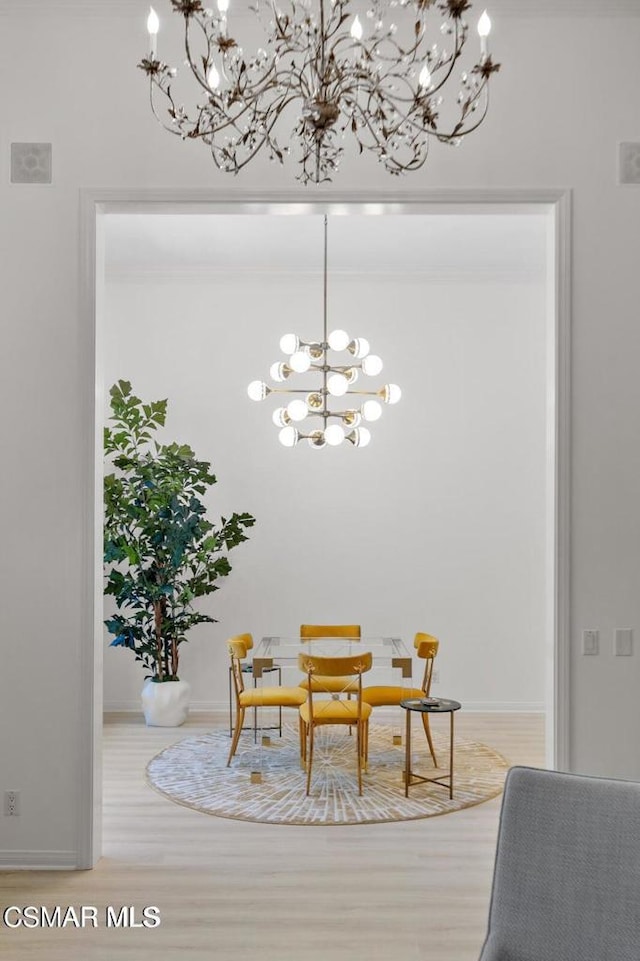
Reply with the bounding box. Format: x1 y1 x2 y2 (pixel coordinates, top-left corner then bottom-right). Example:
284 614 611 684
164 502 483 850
140 0 499 184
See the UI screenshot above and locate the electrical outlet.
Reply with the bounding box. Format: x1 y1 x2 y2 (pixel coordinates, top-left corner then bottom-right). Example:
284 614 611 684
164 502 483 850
582 630 599 655
432 669 439 684
4 791 20 816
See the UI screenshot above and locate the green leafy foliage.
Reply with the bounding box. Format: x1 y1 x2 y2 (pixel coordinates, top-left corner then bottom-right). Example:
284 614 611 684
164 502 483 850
103 380 255 681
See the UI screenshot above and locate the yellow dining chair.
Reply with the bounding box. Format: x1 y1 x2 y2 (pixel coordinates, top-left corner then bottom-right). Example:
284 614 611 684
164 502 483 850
226 631 282 739
298 651 372 796
227 636 307 767
298 624 362 695
362 633 440 766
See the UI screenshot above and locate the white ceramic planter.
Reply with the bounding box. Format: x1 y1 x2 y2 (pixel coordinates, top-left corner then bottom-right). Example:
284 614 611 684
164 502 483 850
141 678 191 727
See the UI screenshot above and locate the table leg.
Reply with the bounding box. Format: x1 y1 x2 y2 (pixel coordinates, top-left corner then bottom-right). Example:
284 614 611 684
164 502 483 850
404 708 411 797
253 674 258 743
449 710 454 800
403 708 457 798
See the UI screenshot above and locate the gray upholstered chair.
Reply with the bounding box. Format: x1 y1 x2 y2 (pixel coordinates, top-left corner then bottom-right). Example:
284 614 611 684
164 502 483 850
479 765 640 961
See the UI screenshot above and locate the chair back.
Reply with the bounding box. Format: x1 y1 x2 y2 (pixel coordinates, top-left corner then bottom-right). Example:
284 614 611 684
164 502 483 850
414 633 439 695
231 631 253 653
414 631 438 652
479 766 640 960
298 651 372 716
227 634 251 702
300 624 361 640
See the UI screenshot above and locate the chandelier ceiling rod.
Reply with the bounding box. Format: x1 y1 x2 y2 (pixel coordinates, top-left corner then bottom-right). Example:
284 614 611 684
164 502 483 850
322 214 328 408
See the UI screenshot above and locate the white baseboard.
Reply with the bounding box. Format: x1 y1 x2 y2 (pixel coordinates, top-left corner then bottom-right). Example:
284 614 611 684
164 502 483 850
104 699 545 715
0 850 78 870
462 701 545 712
104 699 229 714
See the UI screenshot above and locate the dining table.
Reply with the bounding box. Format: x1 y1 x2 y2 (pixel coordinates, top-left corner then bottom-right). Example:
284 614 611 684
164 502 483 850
252 634 414 687
228 634 415 741
236 635 419 784
248 635 413 745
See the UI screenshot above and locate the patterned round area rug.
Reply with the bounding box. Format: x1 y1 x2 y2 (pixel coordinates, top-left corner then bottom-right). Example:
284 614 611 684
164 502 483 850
146 724 509 825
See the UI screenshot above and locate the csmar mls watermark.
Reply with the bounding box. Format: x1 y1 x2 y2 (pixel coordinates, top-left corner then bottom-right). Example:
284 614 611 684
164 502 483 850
2 905 161 928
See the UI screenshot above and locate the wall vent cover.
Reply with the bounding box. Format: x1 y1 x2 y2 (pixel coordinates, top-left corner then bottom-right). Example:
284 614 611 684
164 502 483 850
619 142 640 185
10 143 52 184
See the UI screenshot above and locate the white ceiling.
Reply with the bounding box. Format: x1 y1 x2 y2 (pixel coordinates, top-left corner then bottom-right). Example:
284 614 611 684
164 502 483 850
104 213 548 283
3 0 639 15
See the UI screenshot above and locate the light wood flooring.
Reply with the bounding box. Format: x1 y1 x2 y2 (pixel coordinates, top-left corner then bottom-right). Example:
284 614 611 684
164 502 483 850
0 712 544 961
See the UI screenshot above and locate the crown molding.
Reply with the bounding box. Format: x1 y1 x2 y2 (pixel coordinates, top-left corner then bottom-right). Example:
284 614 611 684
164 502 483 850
1 0 639 16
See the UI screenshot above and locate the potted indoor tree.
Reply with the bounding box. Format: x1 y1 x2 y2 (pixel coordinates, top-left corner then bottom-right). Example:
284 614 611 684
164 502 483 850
103 380 255 726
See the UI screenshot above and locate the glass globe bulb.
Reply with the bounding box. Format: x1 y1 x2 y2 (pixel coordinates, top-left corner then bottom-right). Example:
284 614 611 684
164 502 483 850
327 373 349 396
247 380 269 401
278 426 299 448
351 427 371 448
272 407 290 427
381 383 402 404
348 337 370 359
362 400 382 422
328 329 350 352
289 350 311 373
270 362 289 383
308 430 326 450
286 399 308 422
279 333 299 354
324 424 345 446
362 354 383 376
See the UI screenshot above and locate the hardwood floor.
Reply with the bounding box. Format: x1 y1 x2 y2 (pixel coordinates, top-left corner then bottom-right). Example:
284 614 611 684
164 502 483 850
0 712 544 961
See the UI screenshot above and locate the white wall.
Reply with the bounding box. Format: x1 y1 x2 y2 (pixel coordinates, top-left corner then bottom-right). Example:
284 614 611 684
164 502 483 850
2 1 640 865
102 222 547 711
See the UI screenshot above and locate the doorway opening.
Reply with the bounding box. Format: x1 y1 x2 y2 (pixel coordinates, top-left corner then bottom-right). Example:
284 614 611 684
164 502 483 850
80 192 570 867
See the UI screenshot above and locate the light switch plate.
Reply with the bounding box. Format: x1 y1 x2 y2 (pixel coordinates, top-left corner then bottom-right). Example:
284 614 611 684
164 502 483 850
619 142 640 185
615 628 633 656
10 142 52 184
582 630 599 655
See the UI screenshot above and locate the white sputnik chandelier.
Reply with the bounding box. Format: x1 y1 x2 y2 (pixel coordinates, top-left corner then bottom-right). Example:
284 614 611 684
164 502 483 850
247 217 400 448
140 0 499 184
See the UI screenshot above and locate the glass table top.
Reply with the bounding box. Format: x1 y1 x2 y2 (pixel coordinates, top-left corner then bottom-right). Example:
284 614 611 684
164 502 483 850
256 635 409 659
251 636 414 683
